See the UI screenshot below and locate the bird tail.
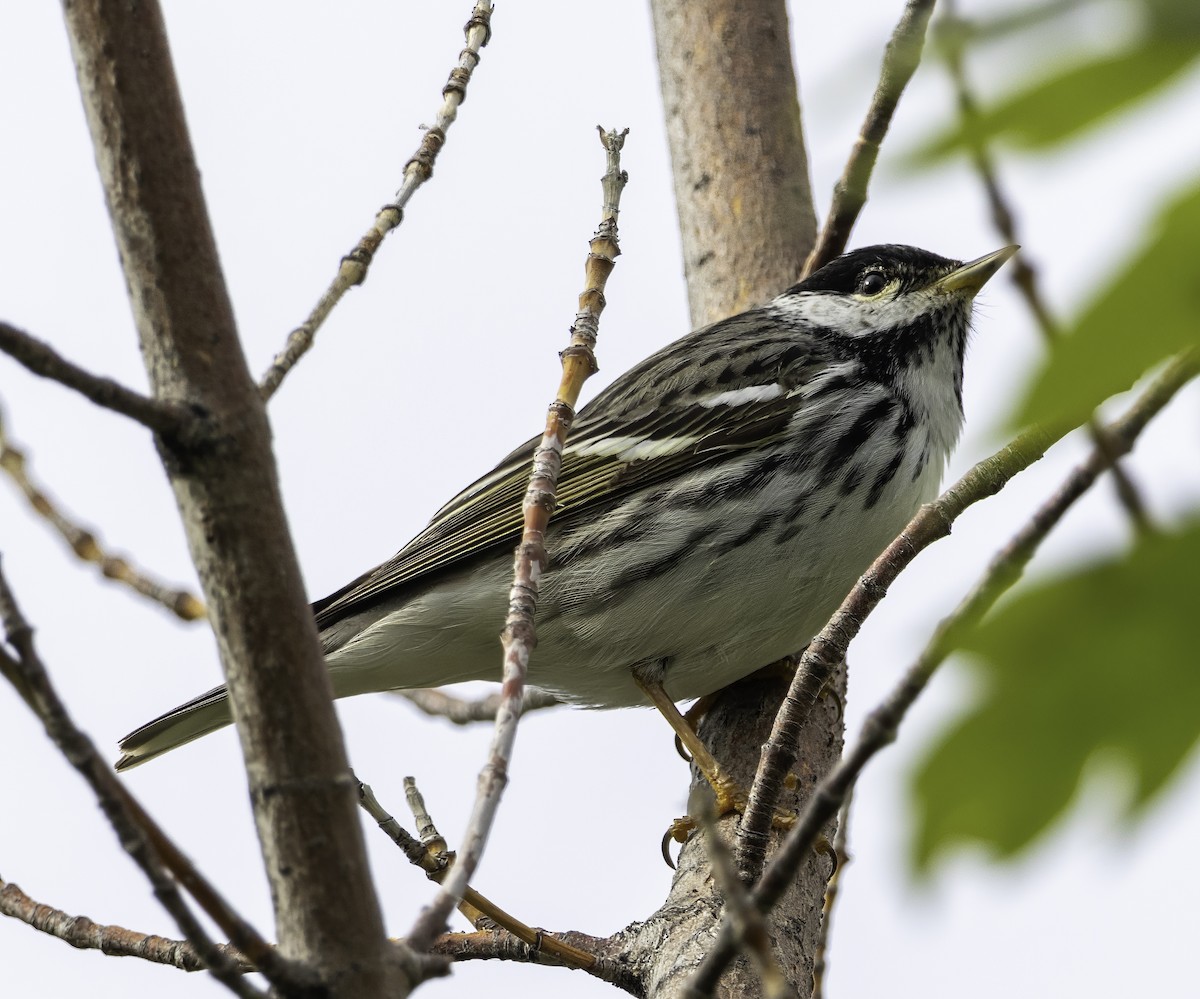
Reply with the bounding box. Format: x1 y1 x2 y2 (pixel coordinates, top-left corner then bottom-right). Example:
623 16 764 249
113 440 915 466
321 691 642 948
114 685 232 772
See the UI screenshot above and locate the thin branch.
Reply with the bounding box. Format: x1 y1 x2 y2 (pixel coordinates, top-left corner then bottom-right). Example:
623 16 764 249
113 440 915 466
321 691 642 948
393 685 561 724
695 351 1198 992
258 1 495 400
429 928 636 992
0 322 192 439
938 5 1152 530
696 803 791 999
356 777 596 970
0 402 206 621
811 790 854 999
407 125 629 951
803 0 937 276
0 563 271 998
0 876 449 988
735 422 1058 881
0 876 250 973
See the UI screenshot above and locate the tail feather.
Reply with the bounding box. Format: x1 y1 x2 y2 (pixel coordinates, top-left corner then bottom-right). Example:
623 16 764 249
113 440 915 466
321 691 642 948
114 684 233 771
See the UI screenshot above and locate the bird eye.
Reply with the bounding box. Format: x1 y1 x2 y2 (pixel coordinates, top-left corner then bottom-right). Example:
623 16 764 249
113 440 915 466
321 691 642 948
859 271 888 296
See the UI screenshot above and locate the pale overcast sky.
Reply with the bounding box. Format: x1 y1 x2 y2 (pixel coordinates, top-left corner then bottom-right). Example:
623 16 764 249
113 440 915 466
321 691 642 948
2 3 1199 997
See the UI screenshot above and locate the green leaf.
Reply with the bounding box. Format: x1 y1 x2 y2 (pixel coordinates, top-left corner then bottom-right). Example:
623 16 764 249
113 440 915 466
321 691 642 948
911 519 1200 871
1013 178 1200 429
913 42 1198 161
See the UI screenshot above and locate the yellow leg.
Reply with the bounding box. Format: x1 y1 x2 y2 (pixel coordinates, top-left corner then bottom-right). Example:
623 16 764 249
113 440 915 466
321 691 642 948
633 670 745 815
633 667 798 865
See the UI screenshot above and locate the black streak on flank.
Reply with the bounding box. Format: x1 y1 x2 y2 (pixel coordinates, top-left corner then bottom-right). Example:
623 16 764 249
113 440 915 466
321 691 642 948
823 397 895 478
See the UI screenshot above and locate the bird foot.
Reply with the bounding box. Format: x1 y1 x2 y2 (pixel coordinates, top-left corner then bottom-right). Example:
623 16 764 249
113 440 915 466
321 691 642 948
660 773 797 867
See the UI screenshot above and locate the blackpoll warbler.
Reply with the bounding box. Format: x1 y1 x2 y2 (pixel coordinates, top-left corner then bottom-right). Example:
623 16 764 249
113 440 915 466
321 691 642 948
116 243 1016 771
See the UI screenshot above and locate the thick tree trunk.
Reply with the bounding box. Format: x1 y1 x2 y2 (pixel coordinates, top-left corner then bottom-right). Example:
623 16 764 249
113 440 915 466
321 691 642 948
641 2 833 996
651 0 818 327
61 1 399 993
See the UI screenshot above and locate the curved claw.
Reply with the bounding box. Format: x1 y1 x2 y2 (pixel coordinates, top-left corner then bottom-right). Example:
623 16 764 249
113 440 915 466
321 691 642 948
661 816 698 868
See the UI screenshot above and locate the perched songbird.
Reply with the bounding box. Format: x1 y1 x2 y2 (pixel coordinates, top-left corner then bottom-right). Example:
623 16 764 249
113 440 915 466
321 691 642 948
116 243 1016 772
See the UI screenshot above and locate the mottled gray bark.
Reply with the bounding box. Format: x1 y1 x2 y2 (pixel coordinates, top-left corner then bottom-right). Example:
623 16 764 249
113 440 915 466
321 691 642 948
60 1 400 993
651 0 818 328
643 2 831 996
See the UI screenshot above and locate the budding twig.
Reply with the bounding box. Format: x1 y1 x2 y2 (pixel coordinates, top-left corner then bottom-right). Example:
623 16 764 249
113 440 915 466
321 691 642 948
803 0 937 277
0 403 206 621
406 125 629 952
355 776 596 969
698 352 1198 991
258 1 495 400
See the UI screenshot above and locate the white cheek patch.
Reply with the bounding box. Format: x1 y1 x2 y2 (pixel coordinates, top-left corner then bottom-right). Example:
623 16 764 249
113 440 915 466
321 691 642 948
773 288 952 338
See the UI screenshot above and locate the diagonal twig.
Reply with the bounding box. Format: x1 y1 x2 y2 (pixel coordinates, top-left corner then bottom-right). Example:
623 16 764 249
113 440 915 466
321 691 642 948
406 125 629 951
0 562 272 997
0 322 192 440
735 420 1059 881
0 876 250 973
803 0 937 277
356 776 596 970
937 4 1151 530
393 685 561 724
811 790 854 999
696 351 1198 992
0 402 205 621
258 1 495 400
695 802 792 999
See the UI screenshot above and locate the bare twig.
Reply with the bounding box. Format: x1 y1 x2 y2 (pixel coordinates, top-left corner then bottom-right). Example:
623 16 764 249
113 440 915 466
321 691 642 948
429 928 634 991
0 322 192 439
393 686 561 724
803 0 937 276
696 352 1198 992
355 776 595 969
0 563 272 997
693 803 791 999
407 126 629 951
258 1 495 400
0 403 206 621
0 876 250 973
811 790 854 999
735 422 1058 881
938 5 1151 530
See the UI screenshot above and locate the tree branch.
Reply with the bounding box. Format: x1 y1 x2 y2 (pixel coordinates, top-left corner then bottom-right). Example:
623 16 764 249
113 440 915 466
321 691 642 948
937 4 1151 529
258 1 495 400
803 0 937 276
393 686 561 724
734 423 1058 881
650 0 818 326
408 124 629 951
60 1 395 991
695 351 1199 992
0 876 249 974
356 776 596 970
0 322 191 439
0 563 268 998
0 402 205 621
